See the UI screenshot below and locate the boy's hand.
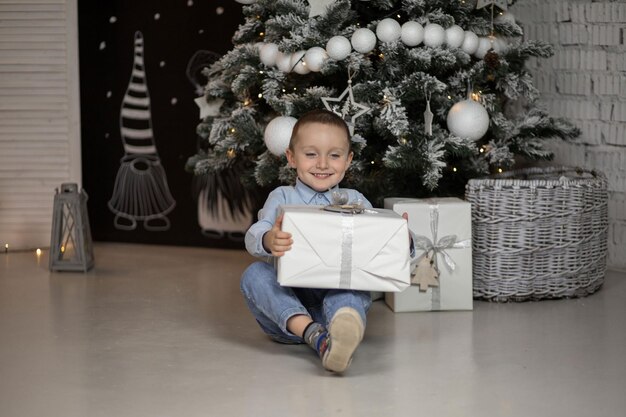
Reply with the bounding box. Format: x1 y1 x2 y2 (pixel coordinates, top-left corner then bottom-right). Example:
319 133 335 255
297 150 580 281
263 214 293 257
403 212 415 253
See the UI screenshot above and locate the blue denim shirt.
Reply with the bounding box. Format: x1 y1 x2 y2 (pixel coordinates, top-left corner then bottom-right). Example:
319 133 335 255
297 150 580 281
245 178 372 259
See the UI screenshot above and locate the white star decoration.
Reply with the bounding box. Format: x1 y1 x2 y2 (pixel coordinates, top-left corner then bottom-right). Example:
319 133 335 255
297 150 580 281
475 0 508 10
194 97 224 120
307 0 338 18
321 80 371 136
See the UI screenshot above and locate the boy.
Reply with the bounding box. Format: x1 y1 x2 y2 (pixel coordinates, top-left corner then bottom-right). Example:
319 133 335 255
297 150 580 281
241 109 372 373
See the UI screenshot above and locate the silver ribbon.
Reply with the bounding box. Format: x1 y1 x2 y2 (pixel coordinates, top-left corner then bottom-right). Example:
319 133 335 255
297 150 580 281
411 203 471 309
412 204 471 272
339 213 354 289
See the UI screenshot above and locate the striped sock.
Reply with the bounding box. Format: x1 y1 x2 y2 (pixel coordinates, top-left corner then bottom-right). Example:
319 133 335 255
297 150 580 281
303 322 329 357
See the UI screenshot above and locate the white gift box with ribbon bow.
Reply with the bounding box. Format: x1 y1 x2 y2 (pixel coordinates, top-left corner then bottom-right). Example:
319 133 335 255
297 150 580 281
384 198 473 312
277 205 411 292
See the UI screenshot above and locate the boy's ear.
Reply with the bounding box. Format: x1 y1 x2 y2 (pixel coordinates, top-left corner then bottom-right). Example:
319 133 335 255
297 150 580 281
285 148 296 168
346 151 354 165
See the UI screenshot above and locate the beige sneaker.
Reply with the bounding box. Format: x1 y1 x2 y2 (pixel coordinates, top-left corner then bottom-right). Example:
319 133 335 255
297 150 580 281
322 307 364 373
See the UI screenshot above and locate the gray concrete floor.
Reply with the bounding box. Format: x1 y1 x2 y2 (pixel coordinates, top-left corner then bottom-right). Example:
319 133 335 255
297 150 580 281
1 243 625 417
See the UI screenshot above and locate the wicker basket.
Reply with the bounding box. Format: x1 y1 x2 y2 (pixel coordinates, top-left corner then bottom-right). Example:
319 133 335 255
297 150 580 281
465 166 608 302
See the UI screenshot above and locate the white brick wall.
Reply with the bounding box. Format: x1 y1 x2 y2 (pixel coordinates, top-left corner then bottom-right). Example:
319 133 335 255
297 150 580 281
513 0 626 270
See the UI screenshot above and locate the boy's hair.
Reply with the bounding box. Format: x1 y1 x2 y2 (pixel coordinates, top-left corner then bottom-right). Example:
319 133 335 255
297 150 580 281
288 109 351 152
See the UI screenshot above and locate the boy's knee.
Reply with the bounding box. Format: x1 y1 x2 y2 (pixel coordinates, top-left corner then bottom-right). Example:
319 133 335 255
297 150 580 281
240 261 275 293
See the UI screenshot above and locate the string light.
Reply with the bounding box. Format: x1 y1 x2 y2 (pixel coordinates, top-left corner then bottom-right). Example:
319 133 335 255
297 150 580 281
479 147 485 153
471 92 480 101
259 32 265 37
61 245 65 253
243 99 251 106
447 95 452 99
498 168 503 173
36 249 42 255
370 160 375 165
378 53 385 59
230 128 236 134
227 148 236 159
453 167 457 172
259 70 264 74
258 93 263 98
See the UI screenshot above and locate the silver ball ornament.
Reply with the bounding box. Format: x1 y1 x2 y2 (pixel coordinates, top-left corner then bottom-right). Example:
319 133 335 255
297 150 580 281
401 21 424 46
475 37 492 59
445 25 465 49
376 18 401 43
423 23 446 47
276 52 293 73
351 28 377 53
446 100 490 141
304 47 328 72
259 43 279 67
326 36 352 60
264 116 297 156
290 50 310 74
461 31 479 55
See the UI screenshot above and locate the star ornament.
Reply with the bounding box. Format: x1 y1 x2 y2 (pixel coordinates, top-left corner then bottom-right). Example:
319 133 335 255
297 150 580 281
308 0 338 18
321 81 371 136
194 97 224 119
476 0 508 10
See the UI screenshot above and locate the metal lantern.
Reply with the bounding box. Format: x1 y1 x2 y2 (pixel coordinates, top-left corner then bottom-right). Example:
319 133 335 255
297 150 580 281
49 183 94 272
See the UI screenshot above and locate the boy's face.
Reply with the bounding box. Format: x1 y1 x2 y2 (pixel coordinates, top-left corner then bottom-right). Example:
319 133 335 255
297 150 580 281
285 122 353 192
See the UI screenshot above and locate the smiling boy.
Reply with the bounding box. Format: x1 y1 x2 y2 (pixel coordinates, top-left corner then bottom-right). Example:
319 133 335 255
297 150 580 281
241 109 372 373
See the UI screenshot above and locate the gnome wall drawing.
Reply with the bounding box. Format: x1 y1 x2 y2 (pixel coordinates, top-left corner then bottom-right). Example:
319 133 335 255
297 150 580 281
187 50 255 241
108 31 176 231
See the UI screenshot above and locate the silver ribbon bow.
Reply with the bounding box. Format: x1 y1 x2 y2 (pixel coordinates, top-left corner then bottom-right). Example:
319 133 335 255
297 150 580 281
412 204 471 272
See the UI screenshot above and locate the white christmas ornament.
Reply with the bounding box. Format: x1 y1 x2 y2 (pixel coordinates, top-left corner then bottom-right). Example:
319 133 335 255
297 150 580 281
276 52 293 72
264 116 297 156
259 43 279 66
445 25 465 49
446 100 489 141
401 21 424 46
461 31 479 54
290 50 310 74
376 18 401 43
351 28 377 53
326 36 352 60
475 37 492 58
304 46 328 72
491 36 508 54
423 23 446 47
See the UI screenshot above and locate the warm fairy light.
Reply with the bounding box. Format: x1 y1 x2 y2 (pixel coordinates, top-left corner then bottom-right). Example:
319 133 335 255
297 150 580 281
258 93 263 98
453 167 457 172
243 99 251 106
447 95 452 99
227 148 236 158
36 249 42 255
282 88 286 92
397 14 401 18
370 160 375 165
259 70 264 74
259 32 265 37
379 53 385 59
230 128 236 133
480 147 485 153
293 87 297 91
61 245 65 253
471 92 480 101
498 168 503 173
400 138 407 144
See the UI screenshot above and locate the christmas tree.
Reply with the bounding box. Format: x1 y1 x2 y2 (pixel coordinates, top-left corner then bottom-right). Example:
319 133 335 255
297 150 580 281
186 0 579 207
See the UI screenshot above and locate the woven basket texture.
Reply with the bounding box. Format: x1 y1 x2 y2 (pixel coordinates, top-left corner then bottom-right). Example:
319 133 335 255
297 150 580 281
465 166 608 302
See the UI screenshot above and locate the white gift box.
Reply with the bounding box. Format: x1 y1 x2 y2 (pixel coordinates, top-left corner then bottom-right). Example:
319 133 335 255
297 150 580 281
384 197 473 312
277 205 411 292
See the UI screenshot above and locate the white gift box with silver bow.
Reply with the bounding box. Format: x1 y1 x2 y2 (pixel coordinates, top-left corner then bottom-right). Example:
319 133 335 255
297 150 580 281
384 198 473 312
277 205 411 292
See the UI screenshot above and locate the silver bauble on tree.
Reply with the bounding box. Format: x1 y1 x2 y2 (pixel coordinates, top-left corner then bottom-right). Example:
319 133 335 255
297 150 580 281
264 116 297 155
446 100 490 141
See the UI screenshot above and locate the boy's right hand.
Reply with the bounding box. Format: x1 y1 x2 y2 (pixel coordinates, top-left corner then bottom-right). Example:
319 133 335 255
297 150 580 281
262 214 293 257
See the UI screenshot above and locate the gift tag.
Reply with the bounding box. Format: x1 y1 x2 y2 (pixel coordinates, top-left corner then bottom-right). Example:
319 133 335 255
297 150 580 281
411 255 439 292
